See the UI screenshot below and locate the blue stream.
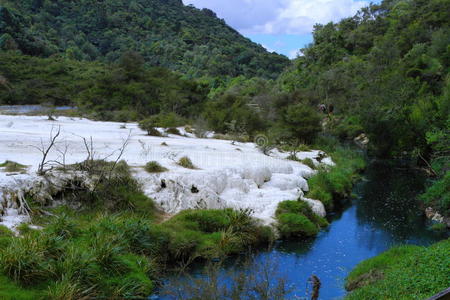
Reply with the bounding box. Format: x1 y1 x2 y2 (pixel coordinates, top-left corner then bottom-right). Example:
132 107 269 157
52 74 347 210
157 160 448 300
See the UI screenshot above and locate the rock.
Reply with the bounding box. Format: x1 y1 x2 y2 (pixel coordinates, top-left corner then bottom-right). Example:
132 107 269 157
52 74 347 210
354 133 369 148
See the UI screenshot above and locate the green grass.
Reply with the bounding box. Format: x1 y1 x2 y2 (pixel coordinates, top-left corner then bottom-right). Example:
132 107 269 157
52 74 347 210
275 200 328 238
0 205 273 298
144 161 168 173
420 171 450 217
345 239 450 299
307 147 365 210
0 160 27 173
177 156 197 169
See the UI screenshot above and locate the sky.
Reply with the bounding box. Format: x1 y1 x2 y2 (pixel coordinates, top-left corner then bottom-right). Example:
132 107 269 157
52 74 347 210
182 0 378 58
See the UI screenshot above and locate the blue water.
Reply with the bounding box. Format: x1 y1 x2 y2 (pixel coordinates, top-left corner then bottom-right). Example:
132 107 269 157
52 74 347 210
158 160 448 300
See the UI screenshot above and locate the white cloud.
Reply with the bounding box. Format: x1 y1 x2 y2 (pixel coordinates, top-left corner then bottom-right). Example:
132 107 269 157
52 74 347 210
288 49 300 59
183 0 368 35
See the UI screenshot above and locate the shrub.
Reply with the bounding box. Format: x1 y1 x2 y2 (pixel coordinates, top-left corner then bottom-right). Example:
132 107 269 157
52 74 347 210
138 118 161 136
144 161 168 173
177 156 197 169
277 213 318 238
166 127 181 135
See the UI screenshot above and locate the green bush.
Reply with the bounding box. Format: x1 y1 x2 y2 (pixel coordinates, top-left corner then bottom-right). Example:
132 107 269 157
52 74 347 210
144 161 168 173
138 119 162 136
166 127 181 135
177 156 197 169
277 213 319 238
275 201 328 237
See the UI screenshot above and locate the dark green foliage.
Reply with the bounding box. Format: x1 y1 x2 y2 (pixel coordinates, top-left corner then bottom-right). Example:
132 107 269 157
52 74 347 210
278 0 450 158
277 104 322 144
144 161 168 173
0 0 289 79
345 239 450 299
204 92 266 136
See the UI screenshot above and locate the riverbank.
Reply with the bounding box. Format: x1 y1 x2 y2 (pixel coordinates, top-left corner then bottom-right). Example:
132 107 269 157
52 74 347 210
158 159 448 299
345 238 450 299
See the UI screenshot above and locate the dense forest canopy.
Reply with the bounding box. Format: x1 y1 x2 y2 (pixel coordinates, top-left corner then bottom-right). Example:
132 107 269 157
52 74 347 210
0 0 290 79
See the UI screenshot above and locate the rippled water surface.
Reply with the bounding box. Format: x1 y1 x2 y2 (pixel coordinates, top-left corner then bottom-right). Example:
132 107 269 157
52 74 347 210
159 160 448 300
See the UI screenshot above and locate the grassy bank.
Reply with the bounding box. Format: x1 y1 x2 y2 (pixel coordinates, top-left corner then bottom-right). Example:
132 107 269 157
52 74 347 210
0 162 273 299
345 239 450 299
306 139 366 211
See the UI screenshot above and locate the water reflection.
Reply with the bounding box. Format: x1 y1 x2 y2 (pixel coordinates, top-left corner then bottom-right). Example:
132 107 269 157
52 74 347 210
159 160 448 300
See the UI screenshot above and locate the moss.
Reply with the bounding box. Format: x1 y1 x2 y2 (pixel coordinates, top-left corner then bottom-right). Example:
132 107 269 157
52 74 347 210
177 156 197 169
144 161 168 173
345 240 450 299
0 160 27 173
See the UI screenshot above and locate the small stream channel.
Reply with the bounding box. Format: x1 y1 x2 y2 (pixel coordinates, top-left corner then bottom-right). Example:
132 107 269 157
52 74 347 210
157 160 448 299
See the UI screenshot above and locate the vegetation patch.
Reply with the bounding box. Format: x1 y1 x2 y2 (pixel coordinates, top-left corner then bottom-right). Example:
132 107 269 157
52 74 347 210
345 239 450 299
307 146 365 210
275 200 328 238
177 156 197 169
144 161 168 173
0 161 27 173
166 127 181 135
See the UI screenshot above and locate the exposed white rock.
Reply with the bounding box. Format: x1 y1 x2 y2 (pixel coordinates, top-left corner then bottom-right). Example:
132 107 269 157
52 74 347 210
0 114 332 228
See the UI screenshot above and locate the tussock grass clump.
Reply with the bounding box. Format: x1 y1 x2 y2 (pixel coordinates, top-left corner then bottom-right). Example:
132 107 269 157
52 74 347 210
0 161 27 173
277 213 318 238
163 209 273 259
177 156 197 169
300 158 316 169
275 200 328 238
144 161 168 173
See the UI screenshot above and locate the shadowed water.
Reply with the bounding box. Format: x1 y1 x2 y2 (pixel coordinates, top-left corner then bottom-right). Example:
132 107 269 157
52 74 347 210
157 160 448 300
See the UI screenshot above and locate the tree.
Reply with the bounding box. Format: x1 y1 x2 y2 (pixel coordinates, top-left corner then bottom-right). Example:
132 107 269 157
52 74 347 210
279 104 322 144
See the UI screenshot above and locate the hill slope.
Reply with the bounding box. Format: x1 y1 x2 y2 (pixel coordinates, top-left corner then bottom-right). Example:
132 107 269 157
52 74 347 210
0 0 289 79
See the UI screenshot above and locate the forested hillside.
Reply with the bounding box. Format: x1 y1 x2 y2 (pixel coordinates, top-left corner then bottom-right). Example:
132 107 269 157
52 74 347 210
0 0 289 79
